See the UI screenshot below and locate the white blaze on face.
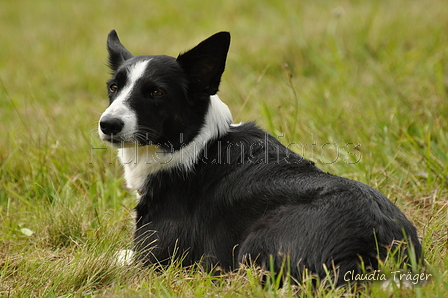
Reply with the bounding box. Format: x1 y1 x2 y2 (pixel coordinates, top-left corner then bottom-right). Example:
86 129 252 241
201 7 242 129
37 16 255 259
98 59 151 141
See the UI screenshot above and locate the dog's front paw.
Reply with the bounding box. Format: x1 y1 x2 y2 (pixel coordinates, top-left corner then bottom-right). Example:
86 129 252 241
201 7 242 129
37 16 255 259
115 249 134 266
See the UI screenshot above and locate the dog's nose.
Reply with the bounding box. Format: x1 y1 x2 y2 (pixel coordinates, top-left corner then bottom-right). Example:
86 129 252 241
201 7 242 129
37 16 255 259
100 116 125 135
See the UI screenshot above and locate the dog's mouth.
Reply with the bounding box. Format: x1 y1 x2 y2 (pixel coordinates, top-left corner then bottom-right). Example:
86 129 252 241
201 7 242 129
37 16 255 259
102 134 151 147
103 136 124 144
101 134 134 147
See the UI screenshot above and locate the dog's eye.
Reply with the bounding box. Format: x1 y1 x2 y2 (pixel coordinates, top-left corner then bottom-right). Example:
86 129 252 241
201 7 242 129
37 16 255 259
150 89 164 97
109 84 118 93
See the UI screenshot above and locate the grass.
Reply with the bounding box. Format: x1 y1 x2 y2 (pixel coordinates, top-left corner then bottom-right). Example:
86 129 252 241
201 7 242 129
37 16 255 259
1 0 447 296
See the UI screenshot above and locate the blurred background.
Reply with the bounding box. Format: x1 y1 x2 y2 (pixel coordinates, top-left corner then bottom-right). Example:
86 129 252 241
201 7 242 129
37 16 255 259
1 0 447 296
2 0 448 206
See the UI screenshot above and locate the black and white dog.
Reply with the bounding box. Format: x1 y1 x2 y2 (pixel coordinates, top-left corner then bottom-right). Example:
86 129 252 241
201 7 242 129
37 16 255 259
98 30 421 284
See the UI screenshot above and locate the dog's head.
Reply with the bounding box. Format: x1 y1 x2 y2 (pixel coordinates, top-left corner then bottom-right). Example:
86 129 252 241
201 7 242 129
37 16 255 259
98 30 231 150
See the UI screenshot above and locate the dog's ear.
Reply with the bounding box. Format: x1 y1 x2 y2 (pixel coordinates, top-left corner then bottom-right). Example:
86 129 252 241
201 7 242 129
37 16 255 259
107 30 133 72
177 32 230 95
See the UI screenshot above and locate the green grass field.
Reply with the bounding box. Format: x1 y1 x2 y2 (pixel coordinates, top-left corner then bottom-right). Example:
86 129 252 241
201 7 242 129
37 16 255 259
1 0 447 296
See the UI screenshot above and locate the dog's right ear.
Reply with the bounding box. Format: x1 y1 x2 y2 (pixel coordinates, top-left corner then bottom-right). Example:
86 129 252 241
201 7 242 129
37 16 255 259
107 30 133 72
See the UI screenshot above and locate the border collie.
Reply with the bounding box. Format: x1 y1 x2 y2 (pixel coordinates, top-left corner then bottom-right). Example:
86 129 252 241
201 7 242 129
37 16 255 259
98 30 422 285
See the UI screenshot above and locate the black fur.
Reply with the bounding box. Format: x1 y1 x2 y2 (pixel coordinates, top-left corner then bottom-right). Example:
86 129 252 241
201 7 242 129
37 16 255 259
102 30 422 285
107 30 134 72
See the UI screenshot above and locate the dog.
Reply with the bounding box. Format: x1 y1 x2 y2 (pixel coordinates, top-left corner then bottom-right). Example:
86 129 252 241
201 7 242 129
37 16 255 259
98 30 422 285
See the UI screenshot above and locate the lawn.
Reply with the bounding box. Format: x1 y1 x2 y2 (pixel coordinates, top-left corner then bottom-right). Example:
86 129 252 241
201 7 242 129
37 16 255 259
1 0 447 296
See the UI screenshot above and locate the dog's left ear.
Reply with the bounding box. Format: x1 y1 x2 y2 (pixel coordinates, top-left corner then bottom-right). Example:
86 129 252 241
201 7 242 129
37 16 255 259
107 30 134 72
177 32 230 95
